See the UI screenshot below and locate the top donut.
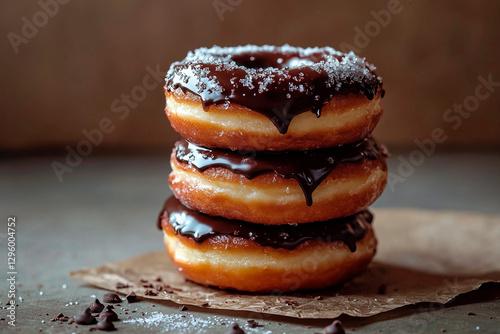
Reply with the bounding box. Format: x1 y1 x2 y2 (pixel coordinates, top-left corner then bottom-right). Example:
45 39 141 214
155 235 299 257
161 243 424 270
165 45 384 151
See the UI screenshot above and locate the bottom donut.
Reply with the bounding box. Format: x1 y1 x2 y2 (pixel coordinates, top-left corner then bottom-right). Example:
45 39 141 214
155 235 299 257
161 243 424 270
158 196 377 292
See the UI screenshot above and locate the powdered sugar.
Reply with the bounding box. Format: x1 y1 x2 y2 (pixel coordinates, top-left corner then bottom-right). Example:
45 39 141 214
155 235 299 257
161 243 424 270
124 312 273 334
166 45 381 98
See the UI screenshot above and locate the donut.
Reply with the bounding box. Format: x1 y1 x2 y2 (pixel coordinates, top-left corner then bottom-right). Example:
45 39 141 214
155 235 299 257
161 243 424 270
169 137 388 224
158 196 377 292
164 45 384 151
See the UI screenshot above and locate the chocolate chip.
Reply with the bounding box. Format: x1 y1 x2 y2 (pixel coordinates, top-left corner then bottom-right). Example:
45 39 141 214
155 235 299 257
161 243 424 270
89 299 105 313
247 319 260 328
226 322 245 334
51 312 69 322
200 302 210 307
179 306 188 311
99 305 118 322
141 283 154 288
441 329 447 333
155 276 162 282
156 285 163 291
102 293 121 304
323 320 345 334
125 291 138 303
139 279 148 283
145 290 158 296
116 282 129 289
467 312 476 316
74 308 97 325
97 317 115 331
377 284 387 295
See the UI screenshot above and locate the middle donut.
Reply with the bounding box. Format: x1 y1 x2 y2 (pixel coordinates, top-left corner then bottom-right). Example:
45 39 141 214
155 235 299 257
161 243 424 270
169 137 388 225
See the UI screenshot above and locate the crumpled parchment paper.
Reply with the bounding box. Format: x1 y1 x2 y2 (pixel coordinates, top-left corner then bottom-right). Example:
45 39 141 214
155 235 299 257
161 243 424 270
70 208 500 318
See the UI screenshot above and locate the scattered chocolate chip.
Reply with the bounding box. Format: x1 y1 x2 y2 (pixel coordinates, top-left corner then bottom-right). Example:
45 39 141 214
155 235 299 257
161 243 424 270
126 291 138 303
74 308 97 325
141 283 154 288
139 279 148 283
179 306 188 311
51 312 69 322
116 282 129 289
97 317 115 331
145 290 158 296
315 296 323 300
155 276 162 282
220 322 226 325
247 319 260 328
441 329 446 333
102 293 121 304
323 320 345 334
99 305 118 322
156 286 163 291
201 302 210 307
226 322 245 334
467 312 476 316
89 299 105 313
377 284 387 295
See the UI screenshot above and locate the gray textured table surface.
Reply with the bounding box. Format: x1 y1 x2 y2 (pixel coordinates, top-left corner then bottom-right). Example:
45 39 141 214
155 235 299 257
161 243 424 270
1 151 499 333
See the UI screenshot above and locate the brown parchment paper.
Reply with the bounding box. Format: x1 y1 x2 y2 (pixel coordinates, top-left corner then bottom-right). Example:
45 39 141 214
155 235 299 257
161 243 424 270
70 209 500 318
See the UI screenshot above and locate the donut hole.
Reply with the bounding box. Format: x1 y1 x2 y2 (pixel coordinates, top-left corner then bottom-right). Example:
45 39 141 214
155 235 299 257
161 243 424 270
230 52 324 70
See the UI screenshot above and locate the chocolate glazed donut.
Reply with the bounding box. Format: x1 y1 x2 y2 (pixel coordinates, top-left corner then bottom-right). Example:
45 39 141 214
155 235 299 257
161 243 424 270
159 197 377 292
169 137 388 224
165 45 384 151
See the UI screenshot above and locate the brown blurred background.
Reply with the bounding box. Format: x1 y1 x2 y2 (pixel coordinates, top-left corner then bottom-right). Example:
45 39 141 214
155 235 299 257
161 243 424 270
1 0 500 154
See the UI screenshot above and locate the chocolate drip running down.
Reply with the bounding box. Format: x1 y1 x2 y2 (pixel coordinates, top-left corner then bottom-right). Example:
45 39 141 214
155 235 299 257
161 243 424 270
174 137 386 206
165 45 383 134
158 196 372 252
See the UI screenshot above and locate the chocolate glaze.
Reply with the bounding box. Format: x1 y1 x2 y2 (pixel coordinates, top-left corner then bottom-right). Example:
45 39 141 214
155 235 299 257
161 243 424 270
158 196 372 252
165 45 383 134
174 136 386 206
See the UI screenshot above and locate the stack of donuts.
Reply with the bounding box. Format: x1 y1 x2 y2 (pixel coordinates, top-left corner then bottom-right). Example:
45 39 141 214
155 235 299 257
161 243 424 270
158 45 388 292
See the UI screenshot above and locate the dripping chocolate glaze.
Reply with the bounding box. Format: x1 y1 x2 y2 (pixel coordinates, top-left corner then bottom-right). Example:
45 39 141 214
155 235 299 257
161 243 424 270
158 196 372 252
165 45 384 134
174 136 386 206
